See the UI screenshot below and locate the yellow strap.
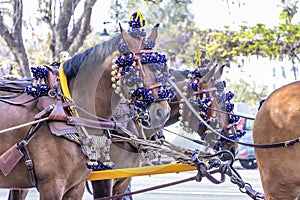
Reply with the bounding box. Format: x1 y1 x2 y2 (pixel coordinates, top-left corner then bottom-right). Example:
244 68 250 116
58 63 79 116
87 163 196 180
59 64 72 101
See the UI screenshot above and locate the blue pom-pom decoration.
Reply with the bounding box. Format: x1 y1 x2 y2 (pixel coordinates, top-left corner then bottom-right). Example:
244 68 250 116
31 66 48 79
25 66 50 97
143 39 156 49
115 49 175 111
226 91 234 101
25 84 50 97
128 12 146 38
85 160 115 170
228 114 240 123
215 81 226 92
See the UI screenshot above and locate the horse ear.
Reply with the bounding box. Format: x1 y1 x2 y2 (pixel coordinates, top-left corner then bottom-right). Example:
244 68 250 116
119 23 140 50
202 61 217 83
213 64 225 80
148 23 160 41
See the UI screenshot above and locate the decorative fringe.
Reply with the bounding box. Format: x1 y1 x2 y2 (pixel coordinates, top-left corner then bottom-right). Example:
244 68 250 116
141 154 153 167
102 150 116 169
25 66 50 97
102 139 116 169
86 160 102 170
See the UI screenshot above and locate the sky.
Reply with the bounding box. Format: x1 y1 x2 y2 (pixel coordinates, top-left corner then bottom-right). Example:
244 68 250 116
190 0 285 29
22 0 299 34
21 0 300 96
86 0 300 31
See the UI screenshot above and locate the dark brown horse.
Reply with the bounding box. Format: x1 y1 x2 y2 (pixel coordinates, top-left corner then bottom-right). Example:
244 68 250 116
253 81 300 200
2 23 171 199
90 101 158 200
90 61 241 199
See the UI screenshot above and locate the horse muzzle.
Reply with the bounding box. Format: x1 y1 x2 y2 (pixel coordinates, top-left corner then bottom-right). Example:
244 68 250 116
145 102 170 129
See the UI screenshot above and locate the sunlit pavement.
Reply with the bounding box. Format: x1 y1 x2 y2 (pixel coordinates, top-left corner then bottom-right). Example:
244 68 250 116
0 163 263 200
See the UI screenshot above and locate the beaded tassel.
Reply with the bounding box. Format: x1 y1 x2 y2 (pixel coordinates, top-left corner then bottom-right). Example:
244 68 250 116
141 152 153 166
102 139 116 169
85 146 102 170
156 154 162 165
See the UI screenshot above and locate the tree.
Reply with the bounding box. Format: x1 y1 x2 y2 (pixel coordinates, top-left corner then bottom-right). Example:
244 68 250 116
38 0 98 59
279 0 299 24
0 0 30 77
225 78 268 106
114 0 195 67
0 0 98 77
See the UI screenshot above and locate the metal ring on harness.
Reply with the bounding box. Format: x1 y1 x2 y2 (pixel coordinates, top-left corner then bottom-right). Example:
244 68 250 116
48 89 57 98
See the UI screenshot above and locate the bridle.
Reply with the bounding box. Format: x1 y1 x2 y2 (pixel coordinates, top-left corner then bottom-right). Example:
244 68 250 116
112 46 175 129
173 65 242 153
168 78 300 149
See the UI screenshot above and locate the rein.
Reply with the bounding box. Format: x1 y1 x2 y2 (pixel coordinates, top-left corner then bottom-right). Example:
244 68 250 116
167 79 300 149
0 117 49 134
0 78 38 105
0 96 38 105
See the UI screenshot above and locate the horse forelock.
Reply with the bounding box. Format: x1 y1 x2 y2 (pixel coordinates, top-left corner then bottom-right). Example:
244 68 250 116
63 34 122 81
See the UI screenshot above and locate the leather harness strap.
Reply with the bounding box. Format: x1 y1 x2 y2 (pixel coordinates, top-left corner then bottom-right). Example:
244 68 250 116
66 117 122 132
16 122 45 186
18 143 36 186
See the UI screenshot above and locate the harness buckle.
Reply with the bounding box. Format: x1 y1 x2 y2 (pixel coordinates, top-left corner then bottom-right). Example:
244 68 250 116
48 89 57 98
25 159 33 170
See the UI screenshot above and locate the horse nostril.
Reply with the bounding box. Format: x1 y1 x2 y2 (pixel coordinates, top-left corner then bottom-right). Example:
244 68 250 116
231 146 236 156
155 108 164 121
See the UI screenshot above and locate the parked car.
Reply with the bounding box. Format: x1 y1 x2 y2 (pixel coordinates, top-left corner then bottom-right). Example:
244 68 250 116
235 113 258 169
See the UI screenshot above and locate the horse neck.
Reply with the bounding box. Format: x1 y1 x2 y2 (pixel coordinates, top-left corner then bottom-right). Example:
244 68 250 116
69 54 122 119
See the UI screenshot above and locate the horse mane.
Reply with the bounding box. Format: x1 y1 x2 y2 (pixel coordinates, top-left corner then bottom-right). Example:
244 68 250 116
63 34 122 80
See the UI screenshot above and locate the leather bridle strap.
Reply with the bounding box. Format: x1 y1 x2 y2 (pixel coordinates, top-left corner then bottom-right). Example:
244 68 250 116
18 143 36 186
237 137 300 148
168 78 300 149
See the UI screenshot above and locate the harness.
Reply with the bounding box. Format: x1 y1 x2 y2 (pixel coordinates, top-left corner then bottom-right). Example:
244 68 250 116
0 63 123 186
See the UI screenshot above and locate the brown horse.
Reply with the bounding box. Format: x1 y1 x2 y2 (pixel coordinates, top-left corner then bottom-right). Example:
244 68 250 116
253 81 300 200
90 101 159 200
90 62 241 199
1 23 171 199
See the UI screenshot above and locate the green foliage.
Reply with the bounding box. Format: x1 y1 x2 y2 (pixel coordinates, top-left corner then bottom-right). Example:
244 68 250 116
175 22 300 65
279 0 298 24
225 78 268 106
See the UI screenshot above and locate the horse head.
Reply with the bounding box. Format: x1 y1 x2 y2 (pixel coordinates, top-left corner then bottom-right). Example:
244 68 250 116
112 16 173 131
172 52 242 161
62 12 173 134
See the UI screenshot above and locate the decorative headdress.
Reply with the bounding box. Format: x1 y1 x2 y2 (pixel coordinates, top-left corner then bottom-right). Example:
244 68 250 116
127 11 156 50
179 50 245 147
111 11 175 112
